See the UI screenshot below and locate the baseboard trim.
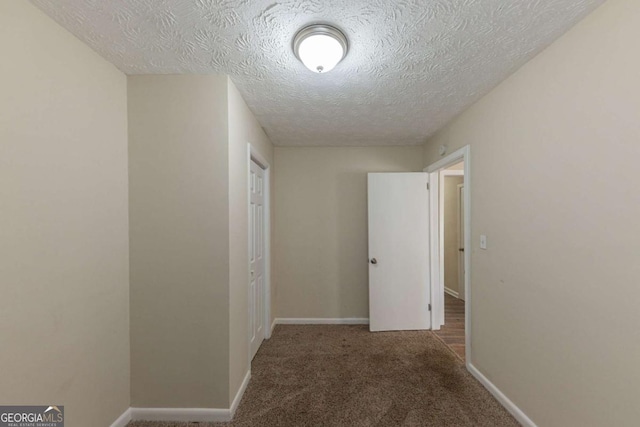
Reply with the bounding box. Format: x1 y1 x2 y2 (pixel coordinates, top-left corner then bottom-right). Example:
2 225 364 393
270 317 277 334
126 371 251 424
129 407 231 423
444 287 459 298
275 318 369 325
230 370 251 418
109 408 132 427
467 363 537 427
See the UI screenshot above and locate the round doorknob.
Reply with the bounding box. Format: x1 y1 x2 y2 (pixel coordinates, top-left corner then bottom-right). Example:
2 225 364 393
370 258 377 265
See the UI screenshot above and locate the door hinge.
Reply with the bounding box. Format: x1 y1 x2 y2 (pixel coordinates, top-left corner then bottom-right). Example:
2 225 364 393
428 304 432 311
426 182 430 190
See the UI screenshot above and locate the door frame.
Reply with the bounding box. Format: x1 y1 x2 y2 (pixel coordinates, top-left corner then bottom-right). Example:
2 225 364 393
424 145 471 364
456 183 465 301
248 143 272 348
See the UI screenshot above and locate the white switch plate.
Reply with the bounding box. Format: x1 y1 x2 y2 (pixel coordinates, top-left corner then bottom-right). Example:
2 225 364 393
480 235 487 250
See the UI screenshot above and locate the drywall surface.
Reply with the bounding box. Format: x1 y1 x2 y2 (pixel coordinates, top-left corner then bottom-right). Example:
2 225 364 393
275 146 424 319
0 2 129 426
423 0 640 425
128 75 231 408
227 79 274 402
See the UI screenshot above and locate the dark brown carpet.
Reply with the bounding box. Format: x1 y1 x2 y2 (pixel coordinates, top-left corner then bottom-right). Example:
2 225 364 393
128 325 517 427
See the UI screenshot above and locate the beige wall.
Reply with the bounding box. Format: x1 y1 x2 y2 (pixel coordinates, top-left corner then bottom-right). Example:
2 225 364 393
128 75 231 408
423 0 640 425
275 146 424 319
444 176 464 295
227 79 274 402
0 2 129 426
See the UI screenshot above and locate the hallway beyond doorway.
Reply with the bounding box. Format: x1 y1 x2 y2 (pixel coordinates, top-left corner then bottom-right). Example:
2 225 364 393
434 294 466 361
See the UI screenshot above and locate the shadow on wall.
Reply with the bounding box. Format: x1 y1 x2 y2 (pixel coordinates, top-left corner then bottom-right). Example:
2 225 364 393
336 172 370 318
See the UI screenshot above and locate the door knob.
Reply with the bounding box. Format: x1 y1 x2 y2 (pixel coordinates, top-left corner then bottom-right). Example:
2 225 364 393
370 258 377 265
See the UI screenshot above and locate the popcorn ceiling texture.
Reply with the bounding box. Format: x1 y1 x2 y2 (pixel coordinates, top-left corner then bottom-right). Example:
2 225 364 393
31 0 604 146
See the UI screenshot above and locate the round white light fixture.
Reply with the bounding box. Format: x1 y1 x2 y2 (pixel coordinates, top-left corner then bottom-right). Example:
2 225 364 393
293 24 348 74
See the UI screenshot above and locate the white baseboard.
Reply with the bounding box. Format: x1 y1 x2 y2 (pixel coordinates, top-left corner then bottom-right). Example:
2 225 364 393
270 317 277 335
230 370 251 418
275 318 369 325
129 407 231 423
124 371 251 424
109 408 132 427
444 287 459 298
467 363 537 427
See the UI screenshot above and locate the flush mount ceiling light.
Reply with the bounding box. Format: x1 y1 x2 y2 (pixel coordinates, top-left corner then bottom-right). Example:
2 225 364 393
293 24 348 74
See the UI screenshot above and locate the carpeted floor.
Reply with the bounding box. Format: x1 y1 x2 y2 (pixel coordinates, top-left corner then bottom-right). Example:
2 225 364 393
128 325 518 427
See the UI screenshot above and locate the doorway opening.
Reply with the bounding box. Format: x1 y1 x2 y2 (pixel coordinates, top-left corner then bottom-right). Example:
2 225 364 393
425 146 470 364
435 162 465 360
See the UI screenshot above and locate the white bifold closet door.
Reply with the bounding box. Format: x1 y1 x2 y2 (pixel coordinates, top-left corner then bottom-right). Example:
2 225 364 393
249 160 265 359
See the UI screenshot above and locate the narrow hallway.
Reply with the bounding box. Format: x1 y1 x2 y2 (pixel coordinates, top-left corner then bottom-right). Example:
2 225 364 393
128 325 515 427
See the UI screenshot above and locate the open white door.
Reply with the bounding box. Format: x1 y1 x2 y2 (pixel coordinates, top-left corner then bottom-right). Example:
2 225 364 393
368 173 431 332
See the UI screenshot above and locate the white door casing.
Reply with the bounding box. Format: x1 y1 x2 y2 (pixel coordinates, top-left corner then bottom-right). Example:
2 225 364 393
367 173 431 332
249 160 265 359
457 184 466 301
425 145 471 363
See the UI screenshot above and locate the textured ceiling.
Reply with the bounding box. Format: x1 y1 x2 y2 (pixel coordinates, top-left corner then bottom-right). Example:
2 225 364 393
31 0 604 146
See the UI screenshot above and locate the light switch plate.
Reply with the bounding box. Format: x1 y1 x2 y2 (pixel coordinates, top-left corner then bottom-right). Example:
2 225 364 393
480 235 487 250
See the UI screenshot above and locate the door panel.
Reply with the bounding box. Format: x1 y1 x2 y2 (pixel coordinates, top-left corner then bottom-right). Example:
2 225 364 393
368 173 431 332
250 161 265 359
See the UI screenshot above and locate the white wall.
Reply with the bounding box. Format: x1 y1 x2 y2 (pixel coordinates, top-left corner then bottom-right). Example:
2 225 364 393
227 79 274 402
0 2 129 426
423 0 640 425
128 75 231 408
274 146 424 319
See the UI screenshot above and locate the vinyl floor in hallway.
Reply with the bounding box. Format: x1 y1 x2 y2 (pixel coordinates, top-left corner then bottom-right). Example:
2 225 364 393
434 293 466 361
128 324 516 427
